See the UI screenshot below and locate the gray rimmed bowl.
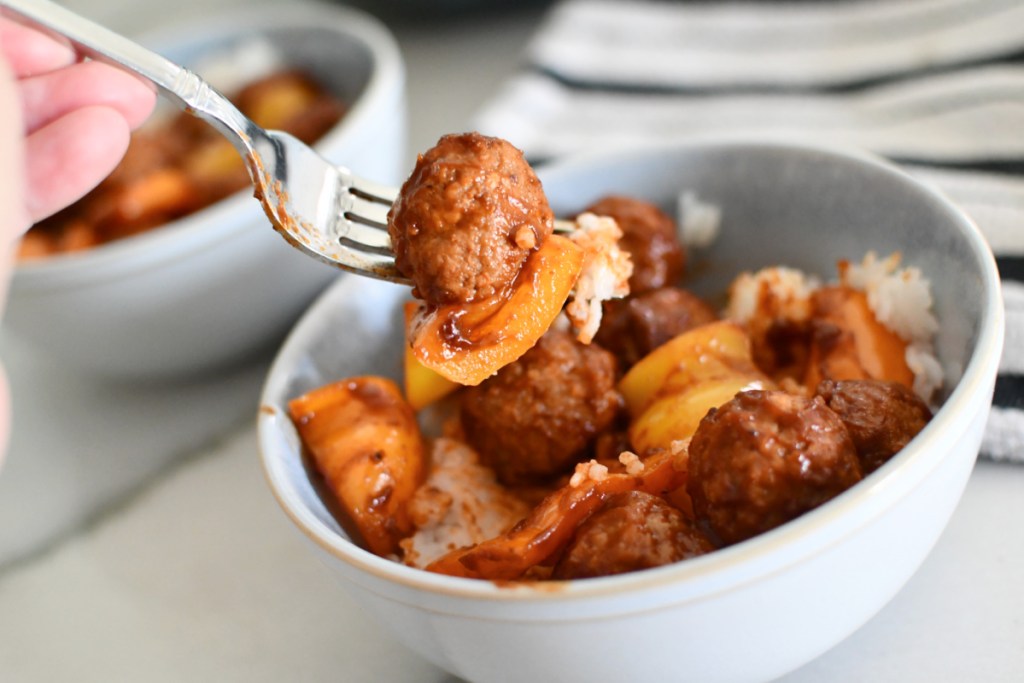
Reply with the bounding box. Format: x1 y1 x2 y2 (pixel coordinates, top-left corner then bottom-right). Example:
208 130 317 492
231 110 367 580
258 139 1002 683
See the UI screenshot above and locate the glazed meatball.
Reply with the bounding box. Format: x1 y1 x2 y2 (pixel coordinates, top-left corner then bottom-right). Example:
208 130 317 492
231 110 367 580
460 329 622 484
388 132 554 304
552 491 715 580
594 287 718 369
584 195 686 294
817 379 932 474
687 390 862 546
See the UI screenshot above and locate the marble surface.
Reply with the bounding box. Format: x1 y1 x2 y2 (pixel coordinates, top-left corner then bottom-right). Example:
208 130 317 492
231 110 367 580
1 1 1022 681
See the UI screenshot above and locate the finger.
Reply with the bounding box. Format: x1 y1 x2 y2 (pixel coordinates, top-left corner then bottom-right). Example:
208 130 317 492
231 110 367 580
0 53 29 240
19 59 156 134
0 16 75 77
23 105 131 224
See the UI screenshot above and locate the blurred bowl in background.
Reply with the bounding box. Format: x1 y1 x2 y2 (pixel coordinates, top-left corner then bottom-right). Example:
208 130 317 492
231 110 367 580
2 1 406 382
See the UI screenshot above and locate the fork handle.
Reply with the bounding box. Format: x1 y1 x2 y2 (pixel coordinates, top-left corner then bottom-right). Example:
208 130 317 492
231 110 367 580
1 0 257 156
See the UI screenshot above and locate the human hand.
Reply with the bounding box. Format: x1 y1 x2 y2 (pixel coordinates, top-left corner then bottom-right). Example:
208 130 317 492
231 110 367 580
0 16 157 459
1 16 156 236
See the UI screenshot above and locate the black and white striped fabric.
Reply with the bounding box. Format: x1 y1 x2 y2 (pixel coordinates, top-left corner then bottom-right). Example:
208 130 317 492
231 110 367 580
472 0 1024 463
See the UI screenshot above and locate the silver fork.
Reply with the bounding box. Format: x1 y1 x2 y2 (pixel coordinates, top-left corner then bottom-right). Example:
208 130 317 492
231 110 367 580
1 0 410 283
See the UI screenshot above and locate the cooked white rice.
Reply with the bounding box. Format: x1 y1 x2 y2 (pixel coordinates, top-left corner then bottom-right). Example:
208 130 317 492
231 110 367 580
618 451 645 476
839 251 942 403
906 342 945 404
677 190 722 249
565 212 633 344
725 267 820 326
725 252 943 403
400 437 529 569
569 459 609 487
838 252 939 344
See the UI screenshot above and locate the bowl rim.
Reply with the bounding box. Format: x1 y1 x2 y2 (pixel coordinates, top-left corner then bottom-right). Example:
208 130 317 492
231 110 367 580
258 137 1004 608
12 1 404 290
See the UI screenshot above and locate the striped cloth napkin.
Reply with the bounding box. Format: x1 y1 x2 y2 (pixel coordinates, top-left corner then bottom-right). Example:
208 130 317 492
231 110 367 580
472 0 1024 463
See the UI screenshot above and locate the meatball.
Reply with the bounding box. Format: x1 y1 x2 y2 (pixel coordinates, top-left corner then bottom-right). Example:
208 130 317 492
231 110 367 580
388 132 554 304
553 491 715 579
687 390 862 546
594 287 718 369
817 379 932 474
584 195 686 293
460 329 622 484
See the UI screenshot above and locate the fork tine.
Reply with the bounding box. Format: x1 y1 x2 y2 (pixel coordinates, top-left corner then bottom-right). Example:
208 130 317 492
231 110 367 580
281 217 409 284
553 218 576 234
346 174 399 204
336 247 408 283
338 218 392 251
342 194 392 228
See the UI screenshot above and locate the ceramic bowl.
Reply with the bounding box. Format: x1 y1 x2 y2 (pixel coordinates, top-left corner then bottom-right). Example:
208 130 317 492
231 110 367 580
257 140 1003 683
3 1 406 381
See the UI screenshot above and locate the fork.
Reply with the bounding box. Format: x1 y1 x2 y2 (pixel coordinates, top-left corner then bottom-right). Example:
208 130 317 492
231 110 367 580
3 0 576 286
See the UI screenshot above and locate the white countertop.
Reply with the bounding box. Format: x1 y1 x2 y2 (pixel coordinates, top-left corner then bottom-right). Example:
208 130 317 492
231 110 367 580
1 2 1022 681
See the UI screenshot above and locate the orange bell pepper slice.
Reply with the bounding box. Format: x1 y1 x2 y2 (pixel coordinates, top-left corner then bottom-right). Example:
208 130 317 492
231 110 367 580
289 376 426 557
618 321 773 453
407 234 584 387
402 302 460 410
804 286 914 390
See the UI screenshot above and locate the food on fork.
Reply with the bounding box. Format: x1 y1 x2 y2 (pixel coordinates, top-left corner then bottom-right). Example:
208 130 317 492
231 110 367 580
403 232 585 386
388 133 555 305
391 133 630 386
401 302 459 411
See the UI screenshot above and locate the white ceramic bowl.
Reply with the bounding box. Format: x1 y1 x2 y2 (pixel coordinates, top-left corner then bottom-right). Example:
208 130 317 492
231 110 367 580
258 140 1003 683
2 2 406 381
